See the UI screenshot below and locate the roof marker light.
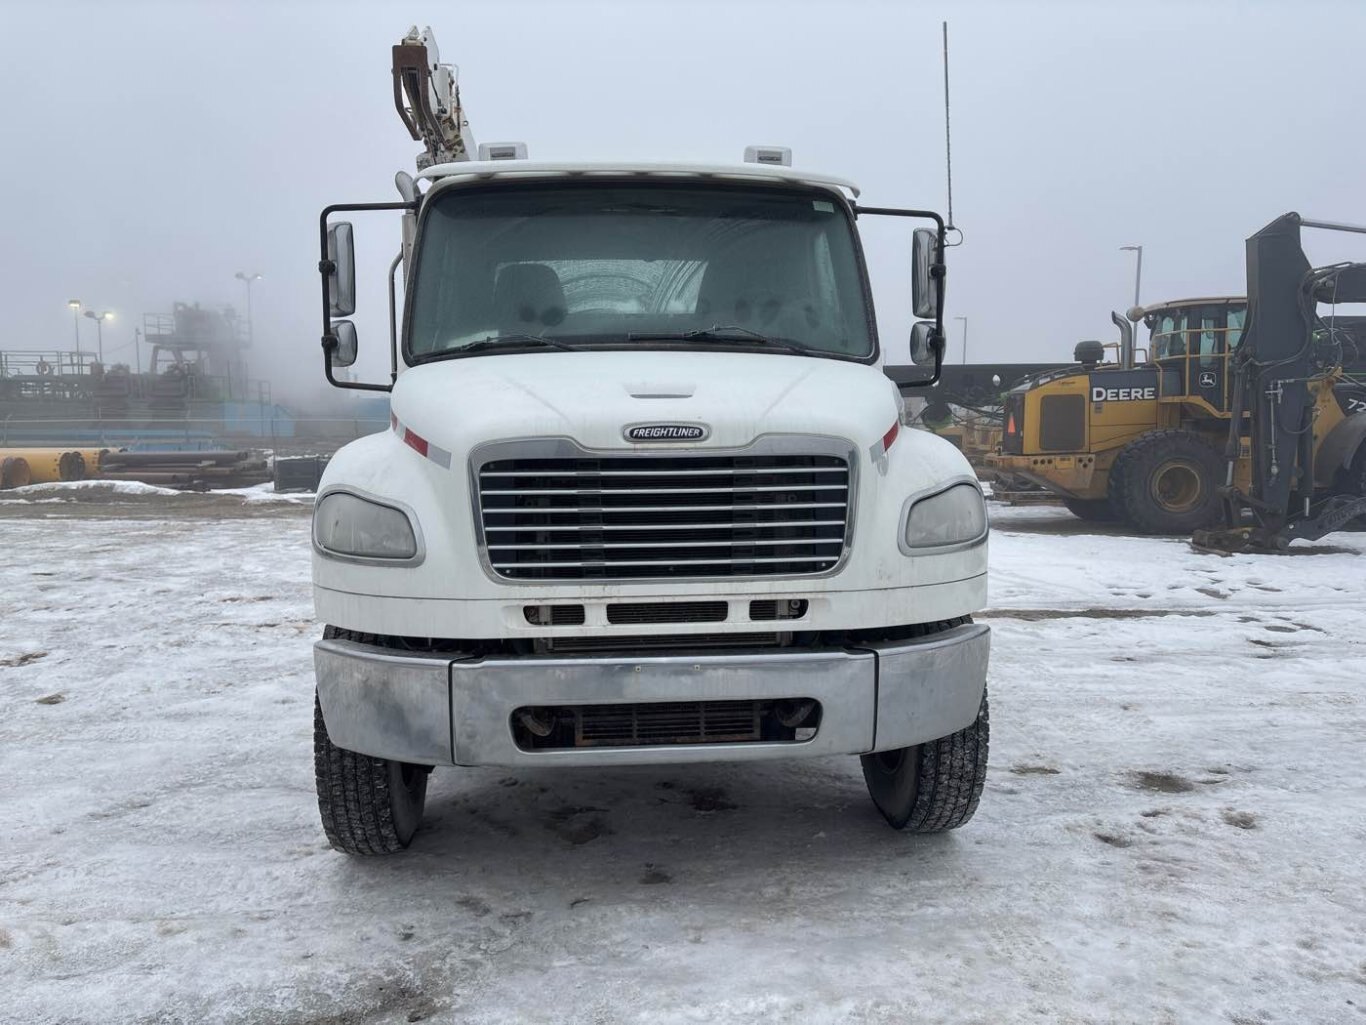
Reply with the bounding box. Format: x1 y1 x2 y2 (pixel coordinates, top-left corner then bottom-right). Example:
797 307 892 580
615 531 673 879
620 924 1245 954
479 142 528 161
744 145 792 166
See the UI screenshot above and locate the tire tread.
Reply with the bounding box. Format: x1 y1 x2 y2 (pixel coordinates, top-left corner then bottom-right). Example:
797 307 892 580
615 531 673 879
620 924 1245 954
1108 428 1222 534
314 626 415 856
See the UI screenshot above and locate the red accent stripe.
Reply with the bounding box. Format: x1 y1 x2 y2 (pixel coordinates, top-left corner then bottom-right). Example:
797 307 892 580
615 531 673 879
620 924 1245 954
391 412 399 431
881 421 900 452
403 428 429 458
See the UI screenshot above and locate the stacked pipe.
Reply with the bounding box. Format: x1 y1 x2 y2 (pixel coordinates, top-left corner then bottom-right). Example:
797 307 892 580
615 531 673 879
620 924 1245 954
96 450 270 490
0 447 270 491
0 448 99 488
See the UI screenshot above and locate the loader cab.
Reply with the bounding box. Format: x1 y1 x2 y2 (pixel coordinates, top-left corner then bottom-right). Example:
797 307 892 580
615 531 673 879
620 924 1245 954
1140 297 1246 414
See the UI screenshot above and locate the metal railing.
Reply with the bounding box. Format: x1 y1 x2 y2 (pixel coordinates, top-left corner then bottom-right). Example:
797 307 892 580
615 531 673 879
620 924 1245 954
0 350 98 377
0 415 387 451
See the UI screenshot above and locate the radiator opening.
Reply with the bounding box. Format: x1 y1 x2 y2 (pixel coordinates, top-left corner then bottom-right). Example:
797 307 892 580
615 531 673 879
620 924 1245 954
606 601 728 625
511 698 822 750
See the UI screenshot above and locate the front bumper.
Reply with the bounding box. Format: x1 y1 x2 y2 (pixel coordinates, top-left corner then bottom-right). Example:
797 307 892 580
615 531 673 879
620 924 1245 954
986 452 1095 497
313 623 990 767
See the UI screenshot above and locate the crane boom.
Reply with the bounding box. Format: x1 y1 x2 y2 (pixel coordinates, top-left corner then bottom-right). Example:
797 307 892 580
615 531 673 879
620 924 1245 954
391 26 475 169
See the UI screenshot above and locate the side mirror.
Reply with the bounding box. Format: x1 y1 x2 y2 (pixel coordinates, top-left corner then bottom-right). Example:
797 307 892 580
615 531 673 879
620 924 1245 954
330 320 358 368
909 321 942 367
327 222 356 317
912 227 943 319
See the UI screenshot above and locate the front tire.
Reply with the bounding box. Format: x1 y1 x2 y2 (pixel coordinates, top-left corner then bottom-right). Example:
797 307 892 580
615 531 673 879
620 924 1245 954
314 695 428 855
1109 429 1223 534
860 689 989 832
314 625 429 855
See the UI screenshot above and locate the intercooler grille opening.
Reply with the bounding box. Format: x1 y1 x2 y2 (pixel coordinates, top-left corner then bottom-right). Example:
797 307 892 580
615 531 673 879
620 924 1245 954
606 601 728 625
511 699 822 750
523 604 586 626
477 452 851 581
542 632 783 654
749 598 809 621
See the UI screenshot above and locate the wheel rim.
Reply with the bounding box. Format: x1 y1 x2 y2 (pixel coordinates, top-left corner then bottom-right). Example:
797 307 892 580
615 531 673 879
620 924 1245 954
1151 460 1203 512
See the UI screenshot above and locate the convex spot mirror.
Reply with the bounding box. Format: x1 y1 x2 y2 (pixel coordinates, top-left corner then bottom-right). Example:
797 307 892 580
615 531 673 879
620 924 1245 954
909 321 942 367
912 227 943 319
328 222 356 318
330 320 358 368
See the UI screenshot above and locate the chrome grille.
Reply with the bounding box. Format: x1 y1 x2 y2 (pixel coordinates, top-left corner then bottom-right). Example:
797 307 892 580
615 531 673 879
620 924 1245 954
476 450 852 580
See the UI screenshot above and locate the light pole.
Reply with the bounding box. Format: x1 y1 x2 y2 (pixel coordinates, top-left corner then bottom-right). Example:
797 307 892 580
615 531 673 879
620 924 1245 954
67 299 82 352
1120 244 1143 310
83 310 113 364
953 315 968 364
235 271 261 346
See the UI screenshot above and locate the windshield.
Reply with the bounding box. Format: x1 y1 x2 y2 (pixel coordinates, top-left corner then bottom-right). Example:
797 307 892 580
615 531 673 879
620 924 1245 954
407 181 875 359
1148 303 1246 360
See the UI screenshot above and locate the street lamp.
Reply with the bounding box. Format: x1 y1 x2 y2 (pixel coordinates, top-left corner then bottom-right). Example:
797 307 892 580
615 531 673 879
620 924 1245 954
67 299 82 352
235 271 261 346
83 310 113 363
953 315 968 364
1120 244 1143 311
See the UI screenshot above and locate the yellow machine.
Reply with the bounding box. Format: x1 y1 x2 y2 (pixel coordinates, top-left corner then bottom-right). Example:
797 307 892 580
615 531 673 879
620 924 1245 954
987 296 1366 533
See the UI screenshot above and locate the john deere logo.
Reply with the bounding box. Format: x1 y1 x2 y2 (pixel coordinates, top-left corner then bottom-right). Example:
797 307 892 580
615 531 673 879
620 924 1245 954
625 423 708 442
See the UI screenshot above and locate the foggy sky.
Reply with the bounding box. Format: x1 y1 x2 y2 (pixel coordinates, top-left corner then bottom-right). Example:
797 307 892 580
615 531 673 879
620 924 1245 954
3 0 1364 406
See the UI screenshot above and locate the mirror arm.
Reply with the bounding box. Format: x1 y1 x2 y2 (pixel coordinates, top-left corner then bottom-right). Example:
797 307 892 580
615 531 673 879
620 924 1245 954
317 200 416 394
321 332 391 394
925 256 947 385
855 205 948 388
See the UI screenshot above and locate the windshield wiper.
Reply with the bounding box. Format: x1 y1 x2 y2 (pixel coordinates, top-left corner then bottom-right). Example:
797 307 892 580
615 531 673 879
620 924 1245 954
457 334 580 353
626 325 813 354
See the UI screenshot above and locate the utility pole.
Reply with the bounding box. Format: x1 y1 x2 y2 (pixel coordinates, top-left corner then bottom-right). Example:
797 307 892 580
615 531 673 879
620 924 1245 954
68 299 82 352
235 271 262 346
954 315 968 364
134 327 142 375
1120 244 1143 310
83 310 113 363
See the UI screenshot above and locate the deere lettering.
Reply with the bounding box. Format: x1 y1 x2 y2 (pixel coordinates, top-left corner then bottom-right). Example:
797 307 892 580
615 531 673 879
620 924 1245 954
1092 385 1156 403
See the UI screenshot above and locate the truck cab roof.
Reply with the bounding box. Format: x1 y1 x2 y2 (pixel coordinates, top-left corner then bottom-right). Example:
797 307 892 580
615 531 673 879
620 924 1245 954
416 160 861 199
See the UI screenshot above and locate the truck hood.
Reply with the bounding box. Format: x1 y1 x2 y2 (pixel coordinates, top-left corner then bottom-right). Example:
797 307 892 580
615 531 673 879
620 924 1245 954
390 351 901 455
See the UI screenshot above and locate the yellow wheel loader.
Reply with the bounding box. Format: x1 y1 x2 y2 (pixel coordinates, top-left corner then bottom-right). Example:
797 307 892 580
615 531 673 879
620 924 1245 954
987 219 1366 537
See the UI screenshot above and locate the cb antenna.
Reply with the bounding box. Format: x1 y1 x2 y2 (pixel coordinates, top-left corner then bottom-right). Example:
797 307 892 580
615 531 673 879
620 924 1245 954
942 21 962 245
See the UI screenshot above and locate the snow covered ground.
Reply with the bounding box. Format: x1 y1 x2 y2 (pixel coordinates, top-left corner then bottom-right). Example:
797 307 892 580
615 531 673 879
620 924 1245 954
2 500 1364 1024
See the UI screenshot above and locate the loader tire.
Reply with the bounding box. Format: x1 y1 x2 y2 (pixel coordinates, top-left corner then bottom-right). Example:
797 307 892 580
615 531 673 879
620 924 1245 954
1062 497 1120 522
314 627 429 856
860 618 989 833
1109 430 1223 535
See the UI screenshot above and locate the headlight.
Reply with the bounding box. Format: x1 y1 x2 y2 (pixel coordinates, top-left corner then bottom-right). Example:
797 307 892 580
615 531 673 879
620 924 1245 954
313 491 420 561
903 482 988 550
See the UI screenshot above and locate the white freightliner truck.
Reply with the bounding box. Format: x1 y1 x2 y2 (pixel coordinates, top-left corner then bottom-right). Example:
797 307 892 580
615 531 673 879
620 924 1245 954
309 28 991 855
